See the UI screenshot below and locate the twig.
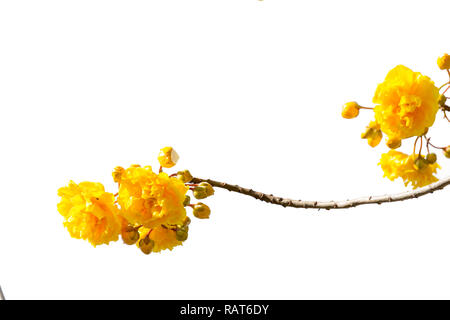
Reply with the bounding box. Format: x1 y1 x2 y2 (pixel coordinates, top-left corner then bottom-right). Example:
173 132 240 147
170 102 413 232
191 176 450 210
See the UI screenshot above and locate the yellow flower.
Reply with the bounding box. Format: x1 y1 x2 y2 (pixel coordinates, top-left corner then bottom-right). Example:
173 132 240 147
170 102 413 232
137 226 182 253
437 54 450 70
361 121 383 147
379 150 440 189
117 166 188 228
57 181 121 246
158 146 179 168
403 156 440 188
373 65 439 140
379 150 409 181
341 102 360 119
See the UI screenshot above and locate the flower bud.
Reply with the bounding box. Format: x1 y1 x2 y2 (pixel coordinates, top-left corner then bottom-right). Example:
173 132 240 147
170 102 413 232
414 156 428 170
444 146 450 159
199 182 214 197
183 216 191 227
112 166 125 183
437 53 450 70
426 153 437 164
175 226 189 242
361 128 374 139
183 195 191 207
438 94 447 107
177 170 193 183
139 236 155 255
361 121 382 147
386 137 402 149
341 102 361 119
368 131 382 148
193 203 211 219
158 146 179 168
121 226 140 245
193 186 208 199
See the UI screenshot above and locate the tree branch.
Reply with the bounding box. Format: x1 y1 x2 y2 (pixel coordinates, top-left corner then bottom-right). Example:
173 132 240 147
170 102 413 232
191 176 450 210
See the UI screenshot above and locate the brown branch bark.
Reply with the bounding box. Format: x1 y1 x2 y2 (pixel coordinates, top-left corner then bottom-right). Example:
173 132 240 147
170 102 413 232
191 176 450 210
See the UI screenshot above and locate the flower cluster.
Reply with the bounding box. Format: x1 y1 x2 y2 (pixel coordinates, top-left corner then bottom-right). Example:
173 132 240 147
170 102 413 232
342 56 450 189
57 147 215 253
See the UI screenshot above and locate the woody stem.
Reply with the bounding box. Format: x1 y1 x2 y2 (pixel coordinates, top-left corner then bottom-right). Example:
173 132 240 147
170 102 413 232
190 176 450 210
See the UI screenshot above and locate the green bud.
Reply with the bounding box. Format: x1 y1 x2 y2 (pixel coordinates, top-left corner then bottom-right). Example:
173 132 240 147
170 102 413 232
183 216 191 226
199 182 214 197
177 170 193 183
444 146 450 159
426 153 437 164
193 203 211 219
193 186 208 199
438 94 447 107
121 226 140 245
175 226 189 241
386 137 402 149
183 195 191 207
139 236 155 255
414 156 428 170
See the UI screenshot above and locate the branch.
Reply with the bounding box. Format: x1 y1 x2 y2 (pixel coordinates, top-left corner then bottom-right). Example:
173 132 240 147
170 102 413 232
191 176 450 210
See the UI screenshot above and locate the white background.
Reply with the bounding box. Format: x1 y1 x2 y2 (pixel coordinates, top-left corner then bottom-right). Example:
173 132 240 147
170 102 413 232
0 0 449 300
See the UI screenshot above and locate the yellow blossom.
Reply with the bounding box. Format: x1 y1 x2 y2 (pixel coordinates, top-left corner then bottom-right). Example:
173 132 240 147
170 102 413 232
404 156 440 188
57 181 121 246
373 65 439 140
379 150 409 181
158 146 179 168
437 54 450 70
117 165 188 228
137 226 182 253
379 150 440 189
